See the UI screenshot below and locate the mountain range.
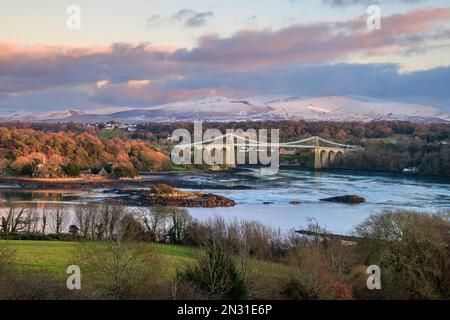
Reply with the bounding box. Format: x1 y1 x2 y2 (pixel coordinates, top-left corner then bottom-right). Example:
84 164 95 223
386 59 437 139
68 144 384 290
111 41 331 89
1 96 449 123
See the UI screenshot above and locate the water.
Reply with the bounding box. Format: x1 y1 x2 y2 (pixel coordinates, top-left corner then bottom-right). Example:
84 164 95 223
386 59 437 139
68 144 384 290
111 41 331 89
1 167 449 234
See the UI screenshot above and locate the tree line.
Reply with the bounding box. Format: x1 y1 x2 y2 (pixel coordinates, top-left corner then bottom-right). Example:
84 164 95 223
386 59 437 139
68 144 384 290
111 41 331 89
1 121 449 177
0 126 172 178
135 120 450 176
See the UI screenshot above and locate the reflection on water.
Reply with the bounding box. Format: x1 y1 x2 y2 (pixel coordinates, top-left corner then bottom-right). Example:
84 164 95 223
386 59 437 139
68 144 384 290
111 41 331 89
0 168 449 234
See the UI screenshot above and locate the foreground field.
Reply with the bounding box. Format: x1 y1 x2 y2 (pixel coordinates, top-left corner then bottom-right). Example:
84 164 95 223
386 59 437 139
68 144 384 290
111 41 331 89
0 240 292 283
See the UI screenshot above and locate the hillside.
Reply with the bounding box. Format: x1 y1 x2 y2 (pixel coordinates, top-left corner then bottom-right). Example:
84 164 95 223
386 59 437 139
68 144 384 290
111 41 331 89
1 96 449 123
0 127 172 178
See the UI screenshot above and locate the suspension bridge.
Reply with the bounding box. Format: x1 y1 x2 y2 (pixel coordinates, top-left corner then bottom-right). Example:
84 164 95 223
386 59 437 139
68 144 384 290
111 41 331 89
174 133 360 170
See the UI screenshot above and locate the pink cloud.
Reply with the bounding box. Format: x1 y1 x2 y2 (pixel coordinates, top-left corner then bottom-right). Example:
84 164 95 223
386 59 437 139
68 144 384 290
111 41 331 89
0 7 448 106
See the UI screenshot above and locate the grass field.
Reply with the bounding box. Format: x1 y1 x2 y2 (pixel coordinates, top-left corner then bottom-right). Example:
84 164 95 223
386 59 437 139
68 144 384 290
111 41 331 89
0 240 292 283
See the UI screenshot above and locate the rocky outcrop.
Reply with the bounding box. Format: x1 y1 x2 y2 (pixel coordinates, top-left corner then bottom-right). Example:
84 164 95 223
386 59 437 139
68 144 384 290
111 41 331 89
320 195 365 204
148 192 235 207
147 184 236 207
108 183 235 207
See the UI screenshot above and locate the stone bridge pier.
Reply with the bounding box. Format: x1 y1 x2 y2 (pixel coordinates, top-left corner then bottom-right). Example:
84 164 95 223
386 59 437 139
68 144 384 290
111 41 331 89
313 147 344 169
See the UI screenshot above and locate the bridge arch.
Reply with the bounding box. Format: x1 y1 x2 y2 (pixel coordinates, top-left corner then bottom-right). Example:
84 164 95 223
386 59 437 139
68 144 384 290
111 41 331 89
328 151 336 166
320 150 329 168
334 151 344 167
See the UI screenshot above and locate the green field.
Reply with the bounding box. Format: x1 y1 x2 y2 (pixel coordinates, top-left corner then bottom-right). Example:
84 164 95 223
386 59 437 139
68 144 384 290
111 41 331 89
0 240 292 282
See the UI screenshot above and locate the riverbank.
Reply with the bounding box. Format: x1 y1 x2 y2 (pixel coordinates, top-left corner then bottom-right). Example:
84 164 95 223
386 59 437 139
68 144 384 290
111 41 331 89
0 173 252 191
0 176 238 208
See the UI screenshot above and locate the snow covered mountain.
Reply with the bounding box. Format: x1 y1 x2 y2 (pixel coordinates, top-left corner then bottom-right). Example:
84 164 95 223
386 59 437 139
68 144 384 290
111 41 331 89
1 96 449 123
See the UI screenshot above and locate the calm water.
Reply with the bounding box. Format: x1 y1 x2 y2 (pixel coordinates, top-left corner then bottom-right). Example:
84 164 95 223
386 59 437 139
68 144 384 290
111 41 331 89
1 167 449 234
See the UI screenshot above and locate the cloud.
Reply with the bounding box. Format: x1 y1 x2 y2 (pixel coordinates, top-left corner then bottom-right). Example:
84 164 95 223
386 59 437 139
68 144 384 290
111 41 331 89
322 0 425 6
172 9 214 27
146 14 163 29
176 7 450 70
0 7 449 111
96 80 109 89
127 79 151 88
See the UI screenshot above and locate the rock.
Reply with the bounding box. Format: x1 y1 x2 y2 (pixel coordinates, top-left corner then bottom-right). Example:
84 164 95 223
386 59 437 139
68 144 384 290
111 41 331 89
147 190 236 207
263 201 274 205
320 195 365 204
152 183 178 194
289 201 302 205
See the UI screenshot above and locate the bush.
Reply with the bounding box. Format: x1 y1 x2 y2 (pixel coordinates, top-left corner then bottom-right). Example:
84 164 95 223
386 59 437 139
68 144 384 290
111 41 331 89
20 163 35 176
0 270 86 300
176 243 246 300
63 161 80 177
183 216 286 261
71 241 166 299
1 232 52 241
353 210 450 299
113 166 138 178
284 245 354 300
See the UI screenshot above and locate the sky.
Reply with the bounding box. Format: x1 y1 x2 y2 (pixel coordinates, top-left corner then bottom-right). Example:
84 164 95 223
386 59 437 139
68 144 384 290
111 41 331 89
1 0 450 112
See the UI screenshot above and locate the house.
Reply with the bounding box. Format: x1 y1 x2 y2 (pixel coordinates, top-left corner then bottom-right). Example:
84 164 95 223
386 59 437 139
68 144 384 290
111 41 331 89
280 148 296 155
403 167 419 173
98 167 109 176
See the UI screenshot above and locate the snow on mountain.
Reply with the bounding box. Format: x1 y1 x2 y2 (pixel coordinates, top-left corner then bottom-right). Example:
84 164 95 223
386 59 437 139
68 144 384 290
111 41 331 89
1 95 449 123
30 110 85 120
107 96 273 121
262 96 450 122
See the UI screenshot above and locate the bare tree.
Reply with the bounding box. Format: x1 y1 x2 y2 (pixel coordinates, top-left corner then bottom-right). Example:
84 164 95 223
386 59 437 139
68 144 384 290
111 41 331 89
1 202 29 234
49 206 70 235
138 207 170 242
98 204 124 240
41 209 48 234
74 205 97 239
72 240 163 299
24 208 40 233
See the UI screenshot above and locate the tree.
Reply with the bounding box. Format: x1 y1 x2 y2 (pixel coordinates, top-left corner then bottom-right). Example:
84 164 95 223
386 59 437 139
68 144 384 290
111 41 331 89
71 241 163 299
63 161 80 177
0 203 29 234
354 210 450 299
68 225 79 236
139 207 170 242
74 205 96 239
175 242 246 299
49 207 71 235
168 209 191 244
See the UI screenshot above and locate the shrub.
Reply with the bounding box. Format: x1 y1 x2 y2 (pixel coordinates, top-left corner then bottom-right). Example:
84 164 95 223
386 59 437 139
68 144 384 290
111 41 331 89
112 166 138 178
63 161 80 177
71 241 165 299
20 163 35 176
353 210 450 299
0 270 86 300
284 245 354 300
176 243 246 300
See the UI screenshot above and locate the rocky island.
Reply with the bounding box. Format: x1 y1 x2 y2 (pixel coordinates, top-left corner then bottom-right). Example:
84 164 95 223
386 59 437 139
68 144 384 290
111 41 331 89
108 183 236 207
147 184 236 207
320 195 366 204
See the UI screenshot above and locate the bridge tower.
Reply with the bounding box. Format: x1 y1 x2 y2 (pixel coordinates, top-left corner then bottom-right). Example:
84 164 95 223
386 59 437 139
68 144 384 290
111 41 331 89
313 137 323 170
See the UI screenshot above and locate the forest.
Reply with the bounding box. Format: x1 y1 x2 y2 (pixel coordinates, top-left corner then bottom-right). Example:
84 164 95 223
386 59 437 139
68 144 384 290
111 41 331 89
134 120 450 176
0 124 171 178
0 120 449 177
